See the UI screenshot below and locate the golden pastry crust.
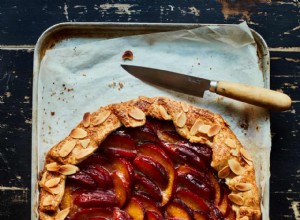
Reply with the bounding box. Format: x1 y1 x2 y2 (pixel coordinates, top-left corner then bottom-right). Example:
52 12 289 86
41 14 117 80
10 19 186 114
38 96 261 220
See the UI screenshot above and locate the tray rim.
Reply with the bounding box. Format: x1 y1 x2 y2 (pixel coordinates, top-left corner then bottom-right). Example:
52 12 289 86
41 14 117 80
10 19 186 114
32 22 270 219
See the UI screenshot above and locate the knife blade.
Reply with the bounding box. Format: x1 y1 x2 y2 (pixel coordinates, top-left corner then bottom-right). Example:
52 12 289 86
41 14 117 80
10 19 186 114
121 64 291 111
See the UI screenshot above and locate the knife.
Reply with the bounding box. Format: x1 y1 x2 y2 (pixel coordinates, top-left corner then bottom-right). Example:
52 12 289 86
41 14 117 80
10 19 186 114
121 64 291 111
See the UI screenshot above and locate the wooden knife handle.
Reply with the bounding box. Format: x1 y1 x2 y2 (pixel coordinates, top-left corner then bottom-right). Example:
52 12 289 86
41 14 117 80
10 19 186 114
214 81 292 111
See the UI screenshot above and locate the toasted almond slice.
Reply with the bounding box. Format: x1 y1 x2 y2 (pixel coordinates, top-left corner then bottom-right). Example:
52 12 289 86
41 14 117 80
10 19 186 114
40 183 55 195
79 139 90 149
235 183 252 192
208 124 221 137
228 158 244 175
159 105 171 120
46 162 60 172
70 128 87 139
225 138 236 149
93 110 111 126
42 196 53 206
50 185 63 195
190 119 203 136
230 149 239 157
59 164 79 175
240 216 249 220
176 111 187 128
180 101 189 113
128 107 145 121
55 208 70 220
82 112 91 128
75 147 95 160
198 124 211 134
228 193 244 206
218 165 231 179
44 177 61 188
240 148 253 162
59 140 76 157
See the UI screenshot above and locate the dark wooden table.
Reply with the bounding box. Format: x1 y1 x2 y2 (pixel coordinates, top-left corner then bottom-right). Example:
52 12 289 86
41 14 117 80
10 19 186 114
0 1 299 219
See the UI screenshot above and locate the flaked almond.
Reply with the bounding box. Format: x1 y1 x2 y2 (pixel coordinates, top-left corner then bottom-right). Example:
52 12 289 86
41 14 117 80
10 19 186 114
50 185 62 195
40 183 55 195
230 149 239 157
190 119 203 136
82 112 91 128
44 177 61 188
180 101 189 113
235 183 252 192
55 208 70 220
43 196 53 206
159 105 171 120
46 162 60 172
218 165 231 178
128 107 145 121
70 128 87 139
59 164 79 175
176 111 187 128
75 147 95 160
59 140 76 157
240 217 249 220
93 110 111 126
240 148 252 162
208 124 221 137
198 124 211 134
228 158 244 175
225 138 236 149
79 139 90 148
228 193 244 206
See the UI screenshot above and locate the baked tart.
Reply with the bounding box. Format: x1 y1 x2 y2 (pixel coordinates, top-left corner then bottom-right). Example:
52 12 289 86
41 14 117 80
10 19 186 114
38 96 261 220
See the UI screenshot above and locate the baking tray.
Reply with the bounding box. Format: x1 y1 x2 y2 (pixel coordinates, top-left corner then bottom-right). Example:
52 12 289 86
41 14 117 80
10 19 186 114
32 22 270 219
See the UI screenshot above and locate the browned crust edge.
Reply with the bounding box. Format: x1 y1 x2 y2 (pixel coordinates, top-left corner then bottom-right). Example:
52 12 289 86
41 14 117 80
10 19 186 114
38 96 261 220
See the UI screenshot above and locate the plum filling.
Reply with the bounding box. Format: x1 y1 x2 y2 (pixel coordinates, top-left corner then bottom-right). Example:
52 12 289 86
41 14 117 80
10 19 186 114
63 118 236 220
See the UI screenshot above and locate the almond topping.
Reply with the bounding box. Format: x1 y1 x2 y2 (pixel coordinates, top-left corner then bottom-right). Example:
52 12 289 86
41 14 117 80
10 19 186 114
59 140 76 157
180 101 189 113
75 147 95 160
228 158 244 175
128 107 145 121
230 149 239 157
82 112 91 127
198 124 211 134
235 183 252 192
218 165 231 179
46 162 60 172
93 110 111 126
176 111 187 128
139 96 153 103
240 148 253 162
208 124 221 137
55 208 70 220
225 138 236 149
40 183 54 195
44 177 61 188
228 193 244 206
50 185 63 195
79 139 90 149
190 119 203 136
240 217 249 220
70 128 87 139
42 196 53 206
159 105 171 120
59 164 79 175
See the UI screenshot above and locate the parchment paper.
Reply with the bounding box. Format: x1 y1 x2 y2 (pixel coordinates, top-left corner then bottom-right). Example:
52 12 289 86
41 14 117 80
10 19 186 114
38 22 270 219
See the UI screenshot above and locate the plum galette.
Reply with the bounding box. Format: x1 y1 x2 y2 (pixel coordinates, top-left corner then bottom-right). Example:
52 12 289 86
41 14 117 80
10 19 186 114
38 96 261 220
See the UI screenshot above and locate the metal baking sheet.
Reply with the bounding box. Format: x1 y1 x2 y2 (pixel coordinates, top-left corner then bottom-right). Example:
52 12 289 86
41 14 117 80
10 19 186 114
32 22 270 219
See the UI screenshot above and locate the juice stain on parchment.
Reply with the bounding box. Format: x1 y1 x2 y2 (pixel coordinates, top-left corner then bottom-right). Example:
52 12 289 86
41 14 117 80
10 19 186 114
217 0 271 20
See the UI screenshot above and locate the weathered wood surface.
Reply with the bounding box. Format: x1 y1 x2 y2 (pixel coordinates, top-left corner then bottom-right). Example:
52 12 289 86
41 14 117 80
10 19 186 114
0 1 299 219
